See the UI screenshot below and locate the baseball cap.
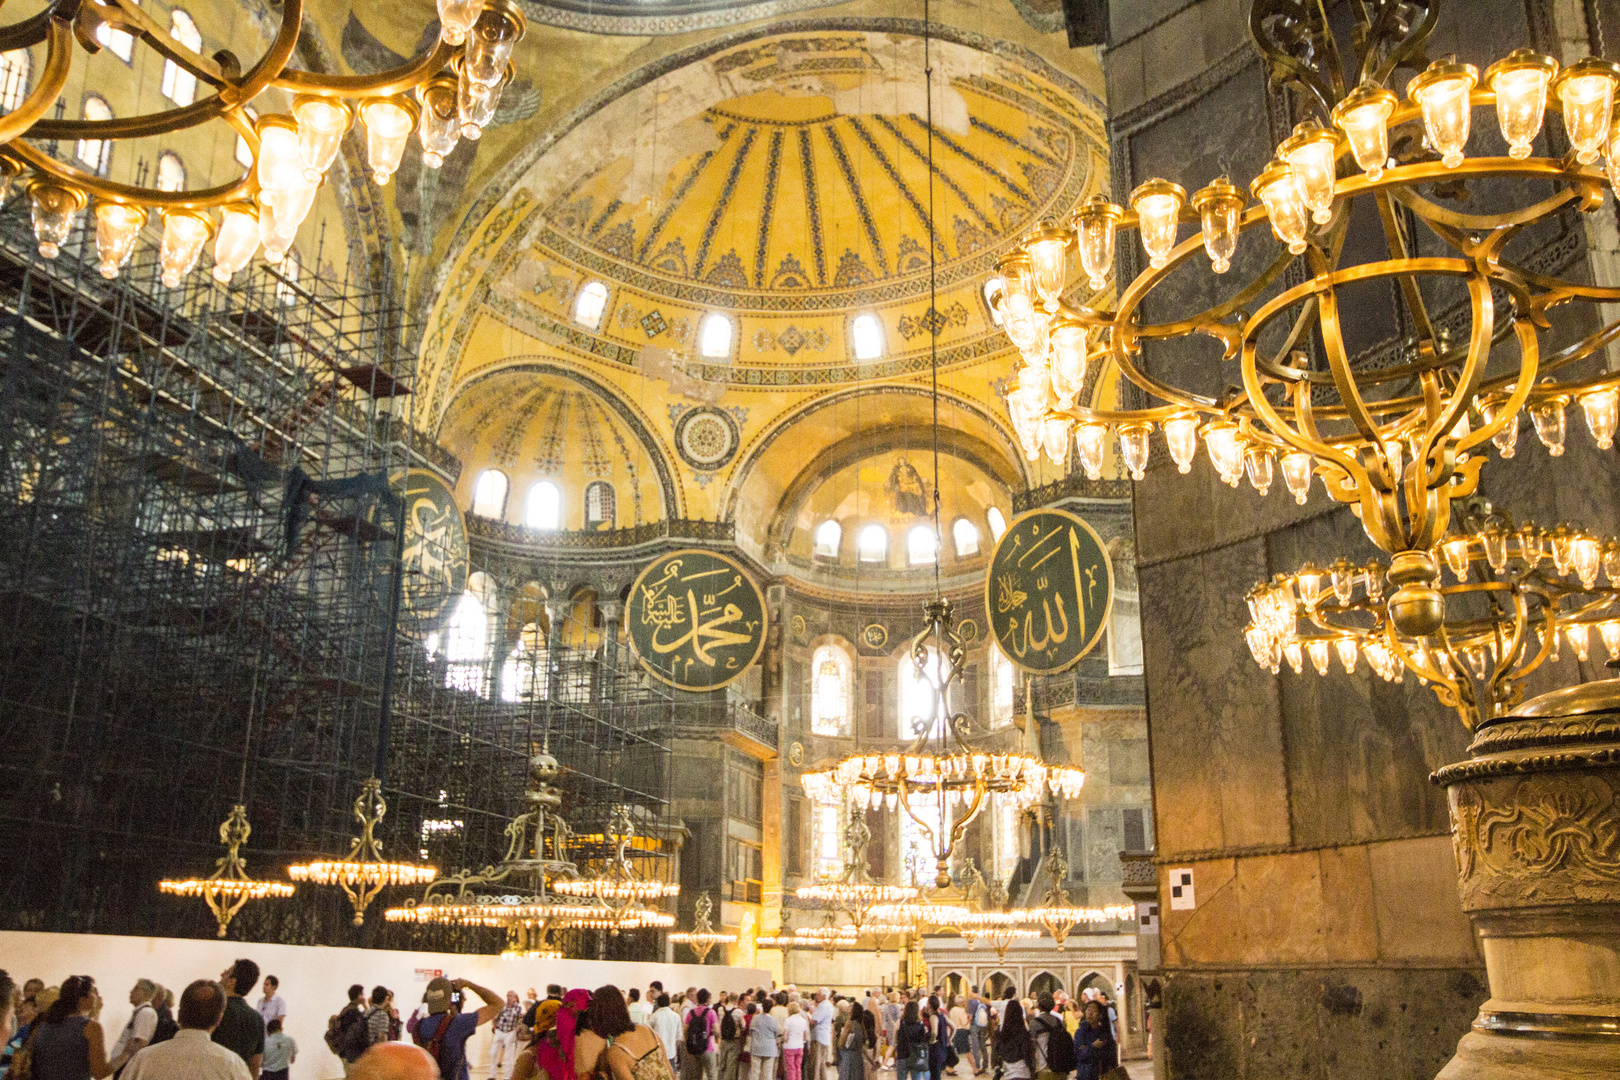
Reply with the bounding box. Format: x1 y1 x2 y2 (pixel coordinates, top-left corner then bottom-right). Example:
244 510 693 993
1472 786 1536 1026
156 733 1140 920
424 976 455 1014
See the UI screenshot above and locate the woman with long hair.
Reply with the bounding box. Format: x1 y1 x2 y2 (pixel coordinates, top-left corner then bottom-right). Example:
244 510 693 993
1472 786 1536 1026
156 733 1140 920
835 1002 874 1080
26 976 113 1080
576 986 674 1080
892 1001 928 1080
993 999 1033 1080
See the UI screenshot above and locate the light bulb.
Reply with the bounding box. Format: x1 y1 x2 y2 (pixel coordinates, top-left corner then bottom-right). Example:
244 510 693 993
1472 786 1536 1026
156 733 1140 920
1486 50 1557 159
464 0 525 88
1519 524 1544 567
1279 121 1340 224
1041 417 1071 465
292 96 351 181
211 204 259 284
158 210 212 288
1073 195 1122 290
1579 387 1618 449
94 202 145 279
1307 639 1330 676
1601 620 1620 660
1330 561 1355 605
1118 423 1152 480
1026 224 1071 312
1013 363 1051 416
1480 398 1519 457
1335 637 1358 674
1572 535 1602 589
254 117 302 203
360 98 418 186
1530 397 1568 455
1297 564 1323 609
1075 422 1108 480
28 182 86 259
417 77 462 167
1244 446 1274 495
268 173 318 236
1283 640 1303 674
1553 58 1620 165
457 65 503 139
1202 420 1244 485
1191 178 1243 273
1607 543 1620 583
438 0 483 45
1441 536 1471 581
1252 161 1309 255
1017 311 1051 365
1048 322 1087 404
1568 622 1592 663
259 199 290 265
1280 450 1313 504
1163 414 1199 473
1331 84 1396 180
1130 179 1186 271
1408 57 1479 168
1363 563 1385 602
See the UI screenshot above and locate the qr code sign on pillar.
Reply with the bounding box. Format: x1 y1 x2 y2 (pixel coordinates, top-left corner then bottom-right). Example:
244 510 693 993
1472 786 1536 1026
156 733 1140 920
1168 868 1195 910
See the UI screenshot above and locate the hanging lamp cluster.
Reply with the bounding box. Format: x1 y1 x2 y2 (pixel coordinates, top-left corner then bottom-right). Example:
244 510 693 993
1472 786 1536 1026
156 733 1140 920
288 779 437 926
159 805 295 938
668 893 739 963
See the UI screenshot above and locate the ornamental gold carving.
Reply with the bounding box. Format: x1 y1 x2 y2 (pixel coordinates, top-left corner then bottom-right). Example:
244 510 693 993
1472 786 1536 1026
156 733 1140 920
1448 771 1620 911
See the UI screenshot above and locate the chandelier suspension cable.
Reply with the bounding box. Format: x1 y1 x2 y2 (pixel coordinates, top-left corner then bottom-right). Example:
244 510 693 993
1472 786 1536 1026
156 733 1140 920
926 0 942 597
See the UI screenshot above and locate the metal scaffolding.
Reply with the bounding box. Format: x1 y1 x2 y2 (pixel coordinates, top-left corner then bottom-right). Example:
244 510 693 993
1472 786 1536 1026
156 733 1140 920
0 202 676 956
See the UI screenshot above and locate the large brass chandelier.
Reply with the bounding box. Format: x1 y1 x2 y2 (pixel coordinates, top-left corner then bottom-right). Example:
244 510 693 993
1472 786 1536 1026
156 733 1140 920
551 804 680 915
159 804 295 938
288 778 437 926
794 811 918 939
0 0 524 286
668 893 738 963
989 0 1620 647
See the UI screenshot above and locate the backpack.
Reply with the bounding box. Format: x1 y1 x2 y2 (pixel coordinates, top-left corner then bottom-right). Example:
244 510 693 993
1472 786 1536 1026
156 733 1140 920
684 1007 710 1056
338 1009 372 1062
413 1013 452 1074
721 1009 739 1042
1038 1017 1076 1075
148 1007 178 1047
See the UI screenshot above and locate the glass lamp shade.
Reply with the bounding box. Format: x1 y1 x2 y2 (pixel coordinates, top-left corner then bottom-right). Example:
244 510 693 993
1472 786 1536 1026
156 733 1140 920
1118 423 1153 480
1129 178 1186 271
1552 58 1620 165
254 117 303 203
1479 398 1520 458
1025 224 1072 311
437 0 483 45
457 66 503 139
1243 446 1274 496
258 197 291 265
1075 421 1108 480
94 203 146 279
1190 178 1243 273
212 204 259 283
158 211 213 288
1073 195 1123 290
1485 50 1557 159
1530 397 1568 456
1580 387 1619 450
464 0 525 88
1280 450 1313 504
1012 363 1052 417
1041 417 1071 465
416 77 461 167
360 98 419 186
1279 121 1340 224
0 160 19 208
292 96 352 181
1048 322 1087 397
1331 84 1397 180
1202 420 1244 485
1408 57 1479 169
1163 414 1199 473
28 182 86 259
1251 161 1309 255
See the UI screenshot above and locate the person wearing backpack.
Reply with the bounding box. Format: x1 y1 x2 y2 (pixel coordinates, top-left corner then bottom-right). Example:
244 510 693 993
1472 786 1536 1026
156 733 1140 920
1028 995 1072 1080
681 990 718 1080
107 979 159 1078
718 996 745 1080
411 977 504 1080
326 986 366 1075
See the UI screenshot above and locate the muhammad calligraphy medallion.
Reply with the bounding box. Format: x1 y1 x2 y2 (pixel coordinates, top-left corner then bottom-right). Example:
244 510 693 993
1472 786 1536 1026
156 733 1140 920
375 467 468 638
626 549 768 691
984 508 1113 675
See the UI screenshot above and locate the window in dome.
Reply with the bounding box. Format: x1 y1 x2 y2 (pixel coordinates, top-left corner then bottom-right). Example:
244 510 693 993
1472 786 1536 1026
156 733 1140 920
584 481 615 530
851 313 884 360
992 794 1022 883
96 0 137 61
952 517 980 557
156 152 186 193
575 281 609 330
444 589 489 696
989 640 1015 729
907 525 937 565
811 800 842 881
857 524 888 563
987 506 1007 541
699 313 733 358
898 646 944 740
810 644 851 737
899 791 948 888
471 469 507 518
526 480 561 531
161 11 201 105
500 622 549 703
0 50 31 112
813 520 842 557
77 97 113 175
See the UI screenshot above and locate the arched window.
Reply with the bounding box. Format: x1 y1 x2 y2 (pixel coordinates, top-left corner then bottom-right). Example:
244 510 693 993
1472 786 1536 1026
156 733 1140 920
526 480 561 530
857 524 888 564
161 12 201 105
899 791 948 888
444 589 489 696
813 519 842 557
235 106 257 169
907 525 937 565
851 313 884 360
95 0 136 61
898 646 943 740
987 506 1007 541
989 641 1015 729
500 621 549 702
993 794 1022 883
471 469 508 518
0 50 31 112
699 313 733 358
574 281 609 330
276 250 301 306
810 799 842 880
584 481 615 530
810 644 851 736
77 97 113 175
953 517 980 557
156 152 186 192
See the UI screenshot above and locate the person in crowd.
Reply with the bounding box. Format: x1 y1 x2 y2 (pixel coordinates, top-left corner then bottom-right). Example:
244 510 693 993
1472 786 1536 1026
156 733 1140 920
256 978 285 1031
893 1001 928 1080
261 1018 296 1080
332 984 370 1072
682 988 718 1080
880 994 902 1071
1027 994 1069 1080
835 1003 874 1080
743 994 779 1080
107 979 159 1077
534 989 589 1080
993 1000 1032 1080
646 984 664 1016
513 997 561 1080
213 959 265 1078
947 997 970 1077
780 1002 806 1080
25 975 113 1080
123 981 247 1080
806 991 834 1080
1071 1003 1113 1080
366 988 395 1050
926 996 950 1080
626 989 650 1028
151 990 174 1043
648 994 682 1070
716 994 744 1080
0 973 15 1054
412 976 505 1080
490 990 523 1080
1 982 51 1080
579 987 673 1080
351 1043 438 1080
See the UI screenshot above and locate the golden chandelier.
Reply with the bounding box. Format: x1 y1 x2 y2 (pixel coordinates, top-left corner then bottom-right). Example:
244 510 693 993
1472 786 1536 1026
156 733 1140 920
990 0 1620 644
0 0 524 285
668 893 738 963
288 778 437 926
159 804 294 938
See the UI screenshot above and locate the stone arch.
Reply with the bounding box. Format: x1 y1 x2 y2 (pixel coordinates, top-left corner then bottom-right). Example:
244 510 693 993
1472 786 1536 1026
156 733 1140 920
1028 971 1063 997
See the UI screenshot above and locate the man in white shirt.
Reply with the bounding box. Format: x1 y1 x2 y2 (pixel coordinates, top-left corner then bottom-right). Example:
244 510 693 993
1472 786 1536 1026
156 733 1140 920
124 980 251 1080
807 990 835 1080
109 979 159 1075
256 976 287 1030
628 988 652 1027
650 994 684 1068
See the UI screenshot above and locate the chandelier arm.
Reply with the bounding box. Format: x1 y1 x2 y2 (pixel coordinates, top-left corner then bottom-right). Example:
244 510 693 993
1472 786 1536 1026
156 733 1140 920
0 6 61 51
1361 0 1438 87
1370 189 1441 345
227 0 303 107
270 38 458 98
1385 171 1599 233
0 14 73 146
7 139 255 208
1455 319 1539 457
90 0 231 89
1412 273 1491 482
1508 261 1620 306
1248 1 1337 121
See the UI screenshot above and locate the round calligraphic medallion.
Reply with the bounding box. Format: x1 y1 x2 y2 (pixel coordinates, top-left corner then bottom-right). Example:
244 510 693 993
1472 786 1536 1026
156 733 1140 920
958 618 979 644
373 468 469 638
626 549 768 690
674 408 739 471
790 614 808 642
861 623 889 650
984 507 1114 675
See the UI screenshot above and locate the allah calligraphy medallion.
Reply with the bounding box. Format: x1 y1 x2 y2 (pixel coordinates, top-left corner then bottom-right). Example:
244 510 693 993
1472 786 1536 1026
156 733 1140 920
626 549 768 690
984 508 1113 674
375 468 468 638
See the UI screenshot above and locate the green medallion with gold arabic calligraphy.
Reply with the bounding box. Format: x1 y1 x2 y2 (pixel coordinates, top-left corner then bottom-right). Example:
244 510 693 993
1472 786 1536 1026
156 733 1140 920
984 508 1113 675
626 549 768 691
374 467 468 638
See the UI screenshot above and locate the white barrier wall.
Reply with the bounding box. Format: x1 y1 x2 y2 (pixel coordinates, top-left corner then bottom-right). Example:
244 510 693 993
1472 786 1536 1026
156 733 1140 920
1 931 769 1080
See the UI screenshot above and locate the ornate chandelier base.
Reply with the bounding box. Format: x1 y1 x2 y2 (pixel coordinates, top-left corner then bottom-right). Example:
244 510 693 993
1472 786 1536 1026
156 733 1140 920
1432 680 1620 1079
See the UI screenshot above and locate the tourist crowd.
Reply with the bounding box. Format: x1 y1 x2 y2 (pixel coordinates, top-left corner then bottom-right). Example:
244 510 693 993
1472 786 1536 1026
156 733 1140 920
0 967 1123 1080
